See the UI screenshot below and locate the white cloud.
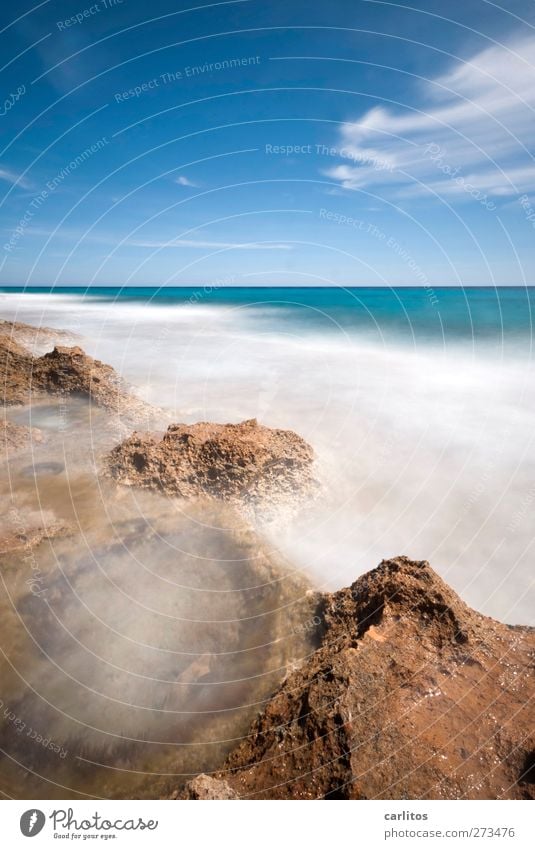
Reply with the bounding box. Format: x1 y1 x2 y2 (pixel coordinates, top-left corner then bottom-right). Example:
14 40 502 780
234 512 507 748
175 175 198 187
127 237 291 251
0 168 31 189
325 37 535 201
11 227 291 251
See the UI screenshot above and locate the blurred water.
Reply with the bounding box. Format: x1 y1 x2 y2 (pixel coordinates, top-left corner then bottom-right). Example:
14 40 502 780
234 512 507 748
2 286 534 628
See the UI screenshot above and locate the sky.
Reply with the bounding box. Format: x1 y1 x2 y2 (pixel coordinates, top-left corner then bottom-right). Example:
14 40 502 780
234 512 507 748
1 0 535 287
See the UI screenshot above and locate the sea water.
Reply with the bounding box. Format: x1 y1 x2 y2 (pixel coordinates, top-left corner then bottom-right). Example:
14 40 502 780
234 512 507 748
1 285 534 797
2 286 534 625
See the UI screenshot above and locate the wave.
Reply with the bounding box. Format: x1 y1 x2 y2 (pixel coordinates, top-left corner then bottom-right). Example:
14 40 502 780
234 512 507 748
3 292 534 625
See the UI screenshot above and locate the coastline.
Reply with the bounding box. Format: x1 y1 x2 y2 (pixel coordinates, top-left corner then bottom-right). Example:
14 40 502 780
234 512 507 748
1 316 534 800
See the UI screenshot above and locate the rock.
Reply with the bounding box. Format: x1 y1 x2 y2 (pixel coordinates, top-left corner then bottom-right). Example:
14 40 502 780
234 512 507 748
180 557 535 800
180 775 239 800
0 508 71 555
1 330 155 424
105 418 317 519
0 500 318 798
0 333 34 405
32 345 125 410
0 319 78 355
1 419 43 454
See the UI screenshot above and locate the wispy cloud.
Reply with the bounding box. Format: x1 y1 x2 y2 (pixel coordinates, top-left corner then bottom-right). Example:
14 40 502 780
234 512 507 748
325 36 535 201
13 228 291 251
127 237 291 250
175 175 198 187
0 168 31 189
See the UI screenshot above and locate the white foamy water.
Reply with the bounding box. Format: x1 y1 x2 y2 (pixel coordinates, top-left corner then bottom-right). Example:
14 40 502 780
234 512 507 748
3 291 534 625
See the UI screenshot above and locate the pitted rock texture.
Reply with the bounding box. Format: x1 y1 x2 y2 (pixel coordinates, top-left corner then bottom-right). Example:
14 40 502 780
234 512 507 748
105 418 318 517
1 331 154 424
180 556 535 800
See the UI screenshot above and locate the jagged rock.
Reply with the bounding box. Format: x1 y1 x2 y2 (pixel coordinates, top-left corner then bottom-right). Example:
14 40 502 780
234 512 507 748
105 418 317 518
1 331 155 424
32 345 126 410
179 557 535 800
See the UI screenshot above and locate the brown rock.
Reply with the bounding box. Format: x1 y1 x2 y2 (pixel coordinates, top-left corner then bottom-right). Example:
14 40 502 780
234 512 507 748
180 775 239 800
0 333 34 405
1 419 43 454
0 510 71 556
32 345 124 410
105 418 317 518
1 330 155 423
0 319 78 355
183 557 534 800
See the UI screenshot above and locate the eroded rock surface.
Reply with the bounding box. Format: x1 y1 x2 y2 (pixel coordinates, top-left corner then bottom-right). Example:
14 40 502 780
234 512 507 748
105 418 318 519
0 333 34 405
32 345 128 411
177 775 238 800
0 508 71 555
1 419 43 454
1 332 154 424
0 319 78 355
180 556 535 800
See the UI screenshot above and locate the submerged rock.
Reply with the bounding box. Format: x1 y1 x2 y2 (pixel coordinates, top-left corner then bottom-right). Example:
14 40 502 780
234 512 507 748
0 498 318 799
179 556 535 800
1 419 43 454
0 508 71 555
105 418 318 519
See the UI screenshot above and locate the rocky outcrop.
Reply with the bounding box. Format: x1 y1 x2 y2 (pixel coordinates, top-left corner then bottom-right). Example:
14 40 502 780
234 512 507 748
179 557 535 800
0 319 78 355
105 418 317 518
1 331 154 423
32 345 128 412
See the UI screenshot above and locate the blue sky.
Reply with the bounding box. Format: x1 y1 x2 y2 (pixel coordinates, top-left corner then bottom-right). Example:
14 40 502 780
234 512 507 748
1 0 535 286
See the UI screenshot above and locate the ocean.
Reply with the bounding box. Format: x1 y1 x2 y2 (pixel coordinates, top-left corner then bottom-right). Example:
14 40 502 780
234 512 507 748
2 285 534 627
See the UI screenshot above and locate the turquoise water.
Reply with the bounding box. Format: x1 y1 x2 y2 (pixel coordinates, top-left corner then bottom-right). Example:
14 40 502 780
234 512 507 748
2 286 534 343
1 286 534 625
